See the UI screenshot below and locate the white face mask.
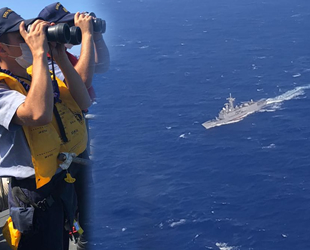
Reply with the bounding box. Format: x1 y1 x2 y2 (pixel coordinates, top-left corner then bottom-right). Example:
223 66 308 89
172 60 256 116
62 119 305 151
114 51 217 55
15 43 33 69
1 43 33 69
64 43 74 49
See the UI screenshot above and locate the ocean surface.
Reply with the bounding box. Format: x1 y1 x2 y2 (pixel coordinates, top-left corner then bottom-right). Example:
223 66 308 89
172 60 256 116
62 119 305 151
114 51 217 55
88 0 310 249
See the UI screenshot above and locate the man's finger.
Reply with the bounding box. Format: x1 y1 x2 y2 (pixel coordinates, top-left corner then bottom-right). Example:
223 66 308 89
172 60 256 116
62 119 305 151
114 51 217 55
19 21 27 37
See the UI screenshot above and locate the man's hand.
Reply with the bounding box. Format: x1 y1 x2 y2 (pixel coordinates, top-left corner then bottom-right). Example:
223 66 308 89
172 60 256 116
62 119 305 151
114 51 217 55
48 42 67 63
74 12 94 36
19 20 50 58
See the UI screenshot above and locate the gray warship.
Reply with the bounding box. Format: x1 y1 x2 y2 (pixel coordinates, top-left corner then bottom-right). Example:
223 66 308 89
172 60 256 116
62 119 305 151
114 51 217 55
202 94 267 129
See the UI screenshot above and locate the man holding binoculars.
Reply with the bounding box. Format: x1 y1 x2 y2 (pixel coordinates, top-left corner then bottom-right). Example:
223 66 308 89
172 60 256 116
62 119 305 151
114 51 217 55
0 6 91 250
38 2 110 103
37 3 110 249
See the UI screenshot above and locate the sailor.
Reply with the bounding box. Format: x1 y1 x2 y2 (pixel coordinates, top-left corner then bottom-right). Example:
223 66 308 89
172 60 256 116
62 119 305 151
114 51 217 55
38 2 110 104
37 3 110 249
0 7 91 250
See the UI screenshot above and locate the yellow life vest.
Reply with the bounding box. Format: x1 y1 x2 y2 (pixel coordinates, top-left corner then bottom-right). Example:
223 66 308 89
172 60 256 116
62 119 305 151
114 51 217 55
2 216 21 249
0 66 88 189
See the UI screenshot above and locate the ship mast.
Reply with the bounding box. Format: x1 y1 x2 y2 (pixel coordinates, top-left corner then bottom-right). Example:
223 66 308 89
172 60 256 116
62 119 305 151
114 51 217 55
226 93 235 110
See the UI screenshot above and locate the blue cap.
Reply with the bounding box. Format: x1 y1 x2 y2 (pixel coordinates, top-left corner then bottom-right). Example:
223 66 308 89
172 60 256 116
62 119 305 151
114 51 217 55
38 2 75 23
0 7 40 37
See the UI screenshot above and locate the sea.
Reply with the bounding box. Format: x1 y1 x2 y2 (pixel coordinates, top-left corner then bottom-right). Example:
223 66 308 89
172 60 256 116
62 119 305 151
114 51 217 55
87 0 310 249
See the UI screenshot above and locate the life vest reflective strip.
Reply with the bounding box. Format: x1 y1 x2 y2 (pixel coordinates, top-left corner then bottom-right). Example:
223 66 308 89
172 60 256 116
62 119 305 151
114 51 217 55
0 66 88 189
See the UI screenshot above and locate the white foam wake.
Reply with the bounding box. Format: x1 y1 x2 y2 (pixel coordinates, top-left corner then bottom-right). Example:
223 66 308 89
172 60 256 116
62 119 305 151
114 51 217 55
265 84 310 105
215 242 237 250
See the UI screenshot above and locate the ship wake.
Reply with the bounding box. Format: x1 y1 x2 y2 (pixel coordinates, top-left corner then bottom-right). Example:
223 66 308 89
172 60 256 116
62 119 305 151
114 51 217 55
265 84 310 105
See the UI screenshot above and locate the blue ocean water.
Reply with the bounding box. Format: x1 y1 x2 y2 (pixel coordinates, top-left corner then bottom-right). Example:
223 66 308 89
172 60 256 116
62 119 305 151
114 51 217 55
88 0 310 249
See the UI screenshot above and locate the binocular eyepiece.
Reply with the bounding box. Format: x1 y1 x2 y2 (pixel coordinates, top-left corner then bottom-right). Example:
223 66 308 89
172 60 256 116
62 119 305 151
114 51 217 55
85 12 106 33
27 23 82 45
69 26 82 45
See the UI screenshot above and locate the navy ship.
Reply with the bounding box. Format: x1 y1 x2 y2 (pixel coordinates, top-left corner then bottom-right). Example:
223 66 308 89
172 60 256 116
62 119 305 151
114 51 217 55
202 94 267 129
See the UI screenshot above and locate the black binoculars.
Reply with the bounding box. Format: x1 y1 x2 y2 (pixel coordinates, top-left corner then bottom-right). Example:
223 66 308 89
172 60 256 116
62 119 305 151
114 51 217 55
85 12 106 33
27 23 82 45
